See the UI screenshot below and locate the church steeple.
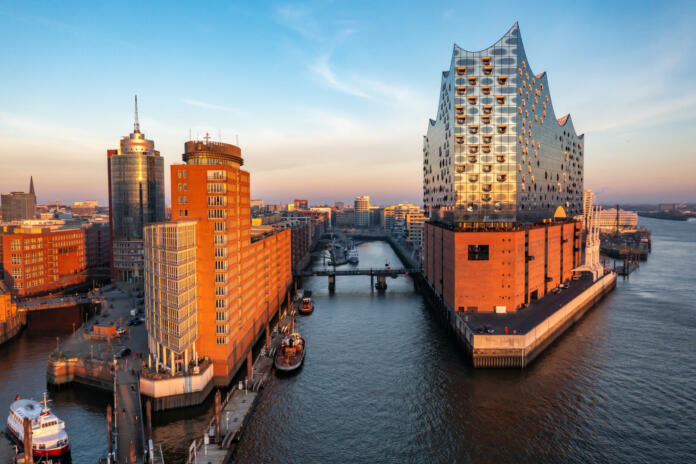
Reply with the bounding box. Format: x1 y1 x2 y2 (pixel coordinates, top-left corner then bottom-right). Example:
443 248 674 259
29 176 35 196
134 95 140 133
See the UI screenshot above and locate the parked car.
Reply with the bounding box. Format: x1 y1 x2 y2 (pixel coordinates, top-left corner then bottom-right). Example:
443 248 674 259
485 325 495 334
116 327 127 336
115 347 131 358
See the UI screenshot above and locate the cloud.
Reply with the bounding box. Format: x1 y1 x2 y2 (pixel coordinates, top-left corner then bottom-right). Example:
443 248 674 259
181 98 238 112
308 56 371 99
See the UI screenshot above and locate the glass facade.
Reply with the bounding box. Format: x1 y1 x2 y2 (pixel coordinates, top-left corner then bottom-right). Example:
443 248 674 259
423 23 584 224
109 129 165 282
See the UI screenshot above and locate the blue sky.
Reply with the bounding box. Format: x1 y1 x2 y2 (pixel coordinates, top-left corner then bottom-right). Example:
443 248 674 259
1 0 694 206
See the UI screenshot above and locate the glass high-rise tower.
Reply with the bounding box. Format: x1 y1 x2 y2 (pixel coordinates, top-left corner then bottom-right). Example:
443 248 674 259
107 97 165 283
423 23 584 225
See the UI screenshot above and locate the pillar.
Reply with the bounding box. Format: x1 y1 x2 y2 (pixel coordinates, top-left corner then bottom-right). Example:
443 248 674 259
265 322 271 350
23 417 33 464
107 404 113 455
246 350 253 383
170 350 175 373
184 348 189 374
214 390 222 442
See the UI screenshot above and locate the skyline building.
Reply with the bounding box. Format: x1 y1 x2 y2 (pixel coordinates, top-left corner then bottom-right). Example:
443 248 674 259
354 195 370 227
423 23 585 314
423 22 583 224
107 97 165 283
145 138 292 382
1 177 36 222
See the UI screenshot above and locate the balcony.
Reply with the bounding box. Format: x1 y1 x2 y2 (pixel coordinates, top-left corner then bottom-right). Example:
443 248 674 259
496 154 506 163
455 135 464 144
456 66 467 76
497 125 507 134
481 115 491 125
481 85 491 95
456 86 467 96
482 134 492 143
482 164 492 173
497 174 507 182
481 56 491 65
482 184 492 192
496 96 506 104
481 144 491 154
455 105 465 115
469 145 479 154
468 76 477 85
468 174 479 182
468 155 478 163
483 66 493 76
468 96 477 105
469 125 479 134
456 116 466 124
483 105 493 115
455 164 466 174
482 193 492 201
497 76 508 85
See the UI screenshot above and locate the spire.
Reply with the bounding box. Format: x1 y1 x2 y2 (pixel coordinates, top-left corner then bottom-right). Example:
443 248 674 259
29 176 35 196
134 95 140 133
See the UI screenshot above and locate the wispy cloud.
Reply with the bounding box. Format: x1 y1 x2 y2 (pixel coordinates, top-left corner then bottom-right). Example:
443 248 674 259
308 56 371 99
181 98 237 112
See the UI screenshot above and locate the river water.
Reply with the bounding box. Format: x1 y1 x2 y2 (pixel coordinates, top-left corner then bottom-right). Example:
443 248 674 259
1 217 694 463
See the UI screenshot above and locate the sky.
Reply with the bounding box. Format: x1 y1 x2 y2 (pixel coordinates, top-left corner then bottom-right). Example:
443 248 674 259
1 0 695 206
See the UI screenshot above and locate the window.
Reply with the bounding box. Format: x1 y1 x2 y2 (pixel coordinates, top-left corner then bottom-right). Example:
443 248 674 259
215 273 227 283
216 336 228 345
207 170 226 181
215 324 228 334
215 286 226 296
11 254 21 265
468 245 489 260
215 299 227 309
214 235 226 245
10 240 21 251
208 209 226 219
214 222 226 232
216 311 228 321
214 247 227 258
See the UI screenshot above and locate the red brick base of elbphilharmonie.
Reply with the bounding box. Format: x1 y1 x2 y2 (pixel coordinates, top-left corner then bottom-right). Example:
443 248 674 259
424 220 583 313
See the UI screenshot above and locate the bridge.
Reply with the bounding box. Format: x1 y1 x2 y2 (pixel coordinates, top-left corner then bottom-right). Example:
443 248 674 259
297 267 422 291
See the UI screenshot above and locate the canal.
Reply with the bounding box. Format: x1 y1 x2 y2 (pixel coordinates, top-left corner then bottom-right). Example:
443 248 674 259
1 218 694 463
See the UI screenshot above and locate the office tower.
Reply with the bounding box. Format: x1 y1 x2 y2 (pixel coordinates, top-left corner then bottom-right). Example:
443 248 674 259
1 177 36 222
354 195 370 227
145 138 292 382
293 199 309 210
423 23 583 224
107 97 165 283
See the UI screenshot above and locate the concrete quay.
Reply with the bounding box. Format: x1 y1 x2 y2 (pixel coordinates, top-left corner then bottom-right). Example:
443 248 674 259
185 300 299 464
424 271 617 367
0 312 25 348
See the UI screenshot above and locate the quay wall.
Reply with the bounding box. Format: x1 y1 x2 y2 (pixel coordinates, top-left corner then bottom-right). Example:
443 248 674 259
421 272 616 368
0 312 26 347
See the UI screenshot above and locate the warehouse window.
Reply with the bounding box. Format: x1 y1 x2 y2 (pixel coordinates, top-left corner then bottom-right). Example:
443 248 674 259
468 245 489 260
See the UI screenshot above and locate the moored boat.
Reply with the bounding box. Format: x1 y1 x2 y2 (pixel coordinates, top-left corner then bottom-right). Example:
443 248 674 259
298 291 314 315
7 393 70 458
346 247 359 264
274 331 306 372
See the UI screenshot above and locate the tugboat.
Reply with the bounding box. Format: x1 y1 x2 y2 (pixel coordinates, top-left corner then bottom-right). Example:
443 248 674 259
274 321 306 372
7 392 70 458
298 290 314 315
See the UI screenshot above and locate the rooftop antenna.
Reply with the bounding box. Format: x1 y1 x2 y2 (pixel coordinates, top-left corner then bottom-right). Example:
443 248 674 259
236 134 239 146
134 95 140 132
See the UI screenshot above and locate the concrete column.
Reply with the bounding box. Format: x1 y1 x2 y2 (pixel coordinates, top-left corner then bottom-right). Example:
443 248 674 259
184 348 189 373
246 350 253 383
265 322 271 350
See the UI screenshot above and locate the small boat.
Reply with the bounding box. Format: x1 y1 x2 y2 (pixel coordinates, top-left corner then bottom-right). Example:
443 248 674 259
346 248 359 264
298 291 314 315
7 393 70 458
274 328 305 372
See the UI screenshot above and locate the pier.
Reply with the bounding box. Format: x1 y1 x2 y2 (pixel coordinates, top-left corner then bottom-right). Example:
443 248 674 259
185 300 299 464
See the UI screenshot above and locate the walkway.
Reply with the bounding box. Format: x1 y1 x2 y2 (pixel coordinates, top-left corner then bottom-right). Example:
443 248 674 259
115 356 145 463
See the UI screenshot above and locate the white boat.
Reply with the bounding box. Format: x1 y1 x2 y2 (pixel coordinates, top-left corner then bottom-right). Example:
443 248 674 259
346 248 359 264
7 393 70 458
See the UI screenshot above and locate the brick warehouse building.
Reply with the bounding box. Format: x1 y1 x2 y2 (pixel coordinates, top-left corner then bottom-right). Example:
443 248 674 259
0 224 86 297
145 139 292 384
424 221 581 313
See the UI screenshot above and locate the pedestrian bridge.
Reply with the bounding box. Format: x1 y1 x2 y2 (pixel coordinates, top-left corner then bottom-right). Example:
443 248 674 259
296 268 422 291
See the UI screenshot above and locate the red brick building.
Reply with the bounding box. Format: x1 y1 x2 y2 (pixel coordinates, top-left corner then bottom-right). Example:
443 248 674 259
424 221 581 313
0 225 87 297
